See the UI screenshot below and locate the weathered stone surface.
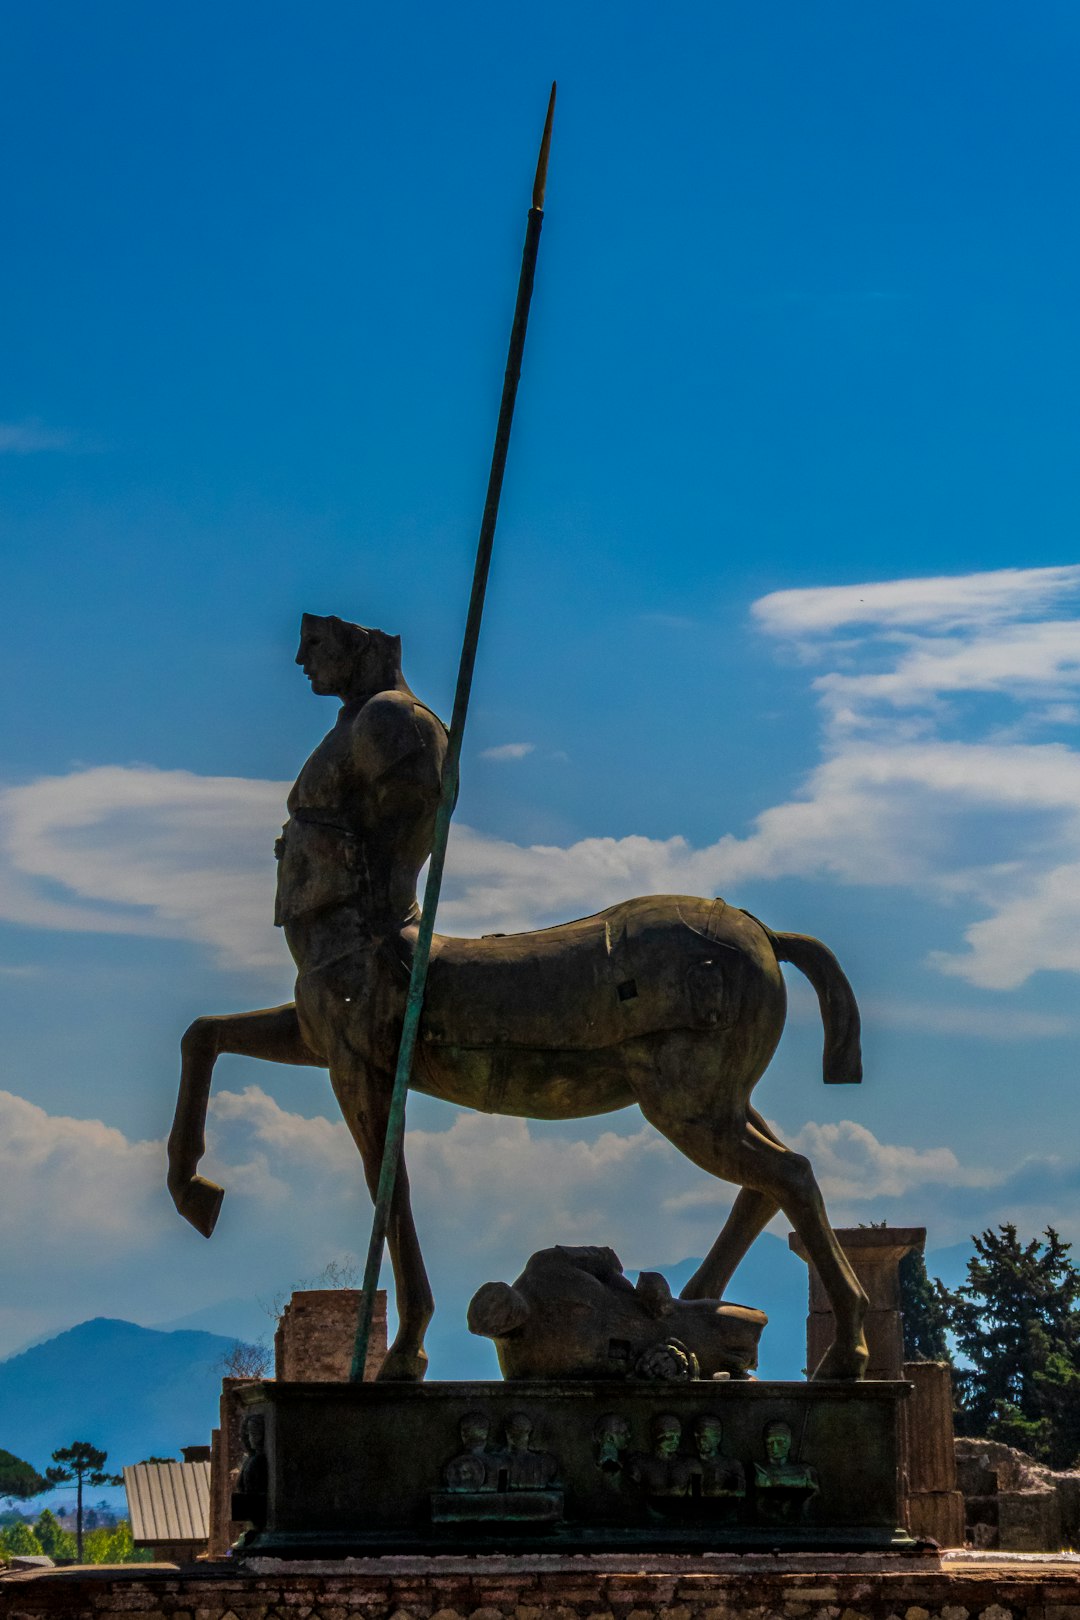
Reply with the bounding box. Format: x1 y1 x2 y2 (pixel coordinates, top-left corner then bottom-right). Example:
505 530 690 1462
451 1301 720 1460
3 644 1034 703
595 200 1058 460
956 1438 1080 1552
5 1556 1080 1620
275 1292 387 1384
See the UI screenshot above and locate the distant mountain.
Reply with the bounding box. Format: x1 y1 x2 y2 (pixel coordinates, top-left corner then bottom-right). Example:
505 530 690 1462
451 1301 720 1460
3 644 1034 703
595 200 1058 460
0 1317 248 1475
148 1296 272 1346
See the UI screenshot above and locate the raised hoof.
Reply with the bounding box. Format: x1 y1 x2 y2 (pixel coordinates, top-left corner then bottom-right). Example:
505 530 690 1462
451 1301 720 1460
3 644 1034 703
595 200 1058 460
811 1338 869 1381
170 1174 225 1239
376 1343 430 1383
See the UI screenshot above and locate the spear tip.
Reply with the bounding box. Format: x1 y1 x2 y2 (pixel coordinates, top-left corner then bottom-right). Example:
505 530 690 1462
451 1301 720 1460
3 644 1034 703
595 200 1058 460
532 81 557 212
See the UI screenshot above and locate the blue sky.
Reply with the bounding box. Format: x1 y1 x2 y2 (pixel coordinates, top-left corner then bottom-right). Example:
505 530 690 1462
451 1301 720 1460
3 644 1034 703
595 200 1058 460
3 2 1080 1374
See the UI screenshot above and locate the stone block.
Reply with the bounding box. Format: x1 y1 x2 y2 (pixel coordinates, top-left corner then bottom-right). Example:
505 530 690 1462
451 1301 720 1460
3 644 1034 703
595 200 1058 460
905 1488 965 1548
997 1486 1061 1552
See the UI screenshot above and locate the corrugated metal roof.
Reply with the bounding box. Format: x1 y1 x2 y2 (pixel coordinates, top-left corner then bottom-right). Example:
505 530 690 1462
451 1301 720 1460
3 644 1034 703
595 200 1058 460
122 1460 211 1545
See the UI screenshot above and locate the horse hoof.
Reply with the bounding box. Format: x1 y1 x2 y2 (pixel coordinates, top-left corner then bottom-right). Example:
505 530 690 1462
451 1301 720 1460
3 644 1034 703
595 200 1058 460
810 1339 869 1381
376 1344 429 1383
170 1174 225 1238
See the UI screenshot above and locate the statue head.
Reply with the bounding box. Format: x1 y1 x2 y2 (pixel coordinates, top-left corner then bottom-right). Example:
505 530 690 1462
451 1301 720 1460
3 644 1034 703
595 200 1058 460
240 1413 266 1455
593 1413 631 1468
694 1414 723 1459
505 1412 534 1451
763 1419 792 1465
459 1410 490 1450
295 613 403 701
651 1414 682 1458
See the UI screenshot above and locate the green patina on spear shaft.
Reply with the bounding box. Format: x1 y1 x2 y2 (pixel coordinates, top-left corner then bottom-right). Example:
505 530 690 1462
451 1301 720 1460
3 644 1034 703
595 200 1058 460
351 85 556 1382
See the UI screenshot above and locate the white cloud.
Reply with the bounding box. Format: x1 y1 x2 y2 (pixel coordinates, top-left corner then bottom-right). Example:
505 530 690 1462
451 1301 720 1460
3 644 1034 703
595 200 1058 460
0 420 73 454
754 565 1080 637
0 765 292 971
2 1083 1046 1360
480 742 535 761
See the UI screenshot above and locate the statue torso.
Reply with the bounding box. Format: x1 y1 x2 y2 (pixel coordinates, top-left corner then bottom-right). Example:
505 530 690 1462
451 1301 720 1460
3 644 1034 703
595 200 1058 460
274 687 446 936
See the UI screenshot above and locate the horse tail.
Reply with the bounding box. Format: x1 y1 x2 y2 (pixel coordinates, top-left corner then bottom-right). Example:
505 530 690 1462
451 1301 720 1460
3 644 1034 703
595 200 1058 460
753 919 862 1085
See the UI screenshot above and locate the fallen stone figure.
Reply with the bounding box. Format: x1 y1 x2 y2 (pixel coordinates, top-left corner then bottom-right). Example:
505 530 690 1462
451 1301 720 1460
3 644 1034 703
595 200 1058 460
467 1244 767 1381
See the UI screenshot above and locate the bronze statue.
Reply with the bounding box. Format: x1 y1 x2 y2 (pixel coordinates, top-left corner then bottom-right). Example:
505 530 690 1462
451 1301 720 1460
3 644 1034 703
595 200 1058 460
467 1243 766 1380
167 614 870 1384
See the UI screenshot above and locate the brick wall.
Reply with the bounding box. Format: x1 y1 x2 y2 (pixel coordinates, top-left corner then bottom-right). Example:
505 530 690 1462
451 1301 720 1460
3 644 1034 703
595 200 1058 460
4 1553 1080 1620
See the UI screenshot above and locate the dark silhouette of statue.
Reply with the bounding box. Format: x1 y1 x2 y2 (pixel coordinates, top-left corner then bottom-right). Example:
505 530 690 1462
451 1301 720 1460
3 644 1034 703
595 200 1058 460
168 614 870 1384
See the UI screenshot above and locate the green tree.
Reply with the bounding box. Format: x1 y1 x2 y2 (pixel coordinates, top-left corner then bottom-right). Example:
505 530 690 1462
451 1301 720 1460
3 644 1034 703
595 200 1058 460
32 1508 76 1561
899 1246 953 1362
0 1520 44 1559
44 1443 121 1563
80 1519 151 1565
0 1449 46 1504
948 1224 1080 1469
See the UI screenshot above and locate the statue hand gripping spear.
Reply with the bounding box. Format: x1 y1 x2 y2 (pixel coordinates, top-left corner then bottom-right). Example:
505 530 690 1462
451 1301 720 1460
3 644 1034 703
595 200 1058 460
350 85 556 1380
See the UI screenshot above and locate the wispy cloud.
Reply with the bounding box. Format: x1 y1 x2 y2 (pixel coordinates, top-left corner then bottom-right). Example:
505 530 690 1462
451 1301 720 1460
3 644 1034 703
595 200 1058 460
479 742 535 761
0 420 74 455
754 565 1080 637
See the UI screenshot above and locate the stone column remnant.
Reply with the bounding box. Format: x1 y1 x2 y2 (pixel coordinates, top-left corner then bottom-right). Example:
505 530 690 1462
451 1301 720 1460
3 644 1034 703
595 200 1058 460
274 1288 387 1382
789 1225 964 1546
788 1225 924 1379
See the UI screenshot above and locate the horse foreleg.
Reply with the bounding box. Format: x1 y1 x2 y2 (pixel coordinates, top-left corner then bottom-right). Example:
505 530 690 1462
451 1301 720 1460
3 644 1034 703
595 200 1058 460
168 1003 319 1237
679 1108 781 1300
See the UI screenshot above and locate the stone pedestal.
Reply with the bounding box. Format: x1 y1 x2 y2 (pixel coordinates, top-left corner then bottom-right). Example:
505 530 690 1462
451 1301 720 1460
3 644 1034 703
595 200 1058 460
208 1289 387 1556
788 1226 924 1380
233 1377 913 1555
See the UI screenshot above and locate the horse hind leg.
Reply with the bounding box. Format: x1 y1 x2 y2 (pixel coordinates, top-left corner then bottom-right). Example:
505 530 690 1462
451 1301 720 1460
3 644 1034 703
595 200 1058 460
662 1110 868 1379
679 1109 783 1301
168 1003 319 1237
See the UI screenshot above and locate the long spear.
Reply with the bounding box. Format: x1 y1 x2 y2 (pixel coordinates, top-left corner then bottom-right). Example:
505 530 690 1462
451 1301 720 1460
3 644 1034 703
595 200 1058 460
351 85 557 1381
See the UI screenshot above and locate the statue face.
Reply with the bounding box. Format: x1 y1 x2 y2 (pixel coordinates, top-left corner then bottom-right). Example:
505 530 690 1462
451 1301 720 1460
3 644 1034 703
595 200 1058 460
764 1422 791 1464
295 614 364 697
653 1417 681 1457
506 1414 532 1449
695 1418 722 1458
460 1412 489 1449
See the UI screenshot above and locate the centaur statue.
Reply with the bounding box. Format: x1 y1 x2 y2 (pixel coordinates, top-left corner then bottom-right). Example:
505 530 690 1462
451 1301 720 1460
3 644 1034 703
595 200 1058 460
167 612 870 1384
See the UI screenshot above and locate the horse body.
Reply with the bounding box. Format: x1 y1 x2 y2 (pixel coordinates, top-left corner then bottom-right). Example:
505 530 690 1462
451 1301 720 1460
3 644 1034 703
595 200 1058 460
170 886 870 1385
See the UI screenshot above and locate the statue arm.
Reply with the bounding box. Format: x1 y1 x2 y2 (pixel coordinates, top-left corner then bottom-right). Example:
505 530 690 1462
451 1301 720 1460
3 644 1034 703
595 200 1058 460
351 694 446 826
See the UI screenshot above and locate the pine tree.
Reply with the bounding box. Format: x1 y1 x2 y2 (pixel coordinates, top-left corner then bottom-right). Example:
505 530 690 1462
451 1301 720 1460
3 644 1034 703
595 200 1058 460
948 1224 1080 1469
44 1443 121 1564
899 1247 952 1362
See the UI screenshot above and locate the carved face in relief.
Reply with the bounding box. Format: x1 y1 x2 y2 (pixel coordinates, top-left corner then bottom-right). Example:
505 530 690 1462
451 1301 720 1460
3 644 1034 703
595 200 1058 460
652 1415 682 1458
506 1413 534 1452
459 1411 490 1452
764 1420 792 1465
593 1413 631 1467
694 1416 723 1459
